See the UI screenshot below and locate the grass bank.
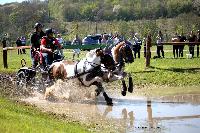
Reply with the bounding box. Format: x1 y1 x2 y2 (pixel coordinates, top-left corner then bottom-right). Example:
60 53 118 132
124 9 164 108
1 46 200 86
0 96 90 133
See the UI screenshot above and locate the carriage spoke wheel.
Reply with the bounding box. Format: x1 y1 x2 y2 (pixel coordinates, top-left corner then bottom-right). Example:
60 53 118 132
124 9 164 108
16 71 27 90
34 66 46 93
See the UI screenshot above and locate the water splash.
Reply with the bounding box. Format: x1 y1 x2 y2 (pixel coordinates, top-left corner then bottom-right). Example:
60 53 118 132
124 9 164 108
44 79 97 103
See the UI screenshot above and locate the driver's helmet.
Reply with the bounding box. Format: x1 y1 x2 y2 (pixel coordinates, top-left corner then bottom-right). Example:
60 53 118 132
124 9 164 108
34 23 43 28
45 28 54 35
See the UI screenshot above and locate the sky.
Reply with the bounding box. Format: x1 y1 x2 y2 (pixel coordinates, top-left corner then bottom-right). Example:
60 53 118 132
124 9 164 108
0 0 45 5
0 0 24 5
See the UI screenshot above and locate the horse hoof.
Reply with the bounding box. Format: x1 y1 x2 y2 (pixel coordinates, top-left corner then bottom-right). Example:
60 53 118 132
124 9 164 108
121 90 126 96
128 77 133 93
128 86 133 93
106 99 113 106
95 89 101 96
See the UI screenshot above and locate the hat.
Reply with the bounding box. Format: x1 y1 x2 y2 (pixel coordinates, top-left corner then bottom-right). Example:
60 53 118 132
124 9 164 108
34 23 43 28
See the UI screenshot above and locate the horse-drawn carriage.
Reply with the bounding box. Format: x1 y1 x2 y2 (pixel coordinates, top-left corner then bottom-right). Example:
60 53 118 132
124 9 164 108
16 42 134 105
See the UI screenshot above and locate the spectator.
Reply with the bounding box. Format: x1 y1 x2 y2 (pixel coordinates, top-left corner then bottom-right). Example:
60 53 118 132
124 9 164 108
71 34 82 60
20 36 26 54
40 28 62 68
16 37 22 55
101 34 108 44
197 30 200 57
178 33 187 57
129 32 142 58
171 32 179 58
156 30 164 58
2 37 8 68
56 34 64 56
113 32 122 45
30 22 46 68
187 31 197 58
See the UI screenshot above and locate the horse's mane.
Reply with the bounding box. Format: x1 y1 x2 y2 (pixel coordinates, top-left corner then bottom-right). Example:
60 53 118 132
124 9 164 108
86 49 96 59
113 41 125 62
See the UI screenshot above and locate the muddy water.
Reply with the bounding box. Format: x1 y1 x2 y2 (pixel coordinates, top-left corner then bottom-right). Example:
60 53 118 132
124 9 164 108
23 81 200 133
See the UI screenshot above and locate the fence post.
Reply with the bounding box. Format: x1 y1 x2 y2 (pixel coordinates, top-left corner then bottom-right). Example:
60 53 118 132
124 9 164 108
2 38 8 68
146 34 151 67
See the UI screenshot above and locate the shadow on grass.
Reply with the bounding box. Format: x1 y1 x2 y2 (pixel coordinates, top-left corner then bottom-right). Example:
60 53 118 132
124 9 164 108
132 66 200 74
149 66 200 73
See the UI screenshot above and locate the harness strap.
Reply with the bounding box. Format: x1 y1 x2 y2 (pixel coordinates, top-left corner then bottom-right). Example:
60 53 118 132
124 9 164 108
74 61 85 86
74 60 102 86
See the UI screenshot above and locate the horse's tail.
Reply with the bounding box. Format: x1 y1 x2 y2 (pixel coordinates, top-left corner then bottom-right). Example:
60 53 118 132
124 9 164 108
48 63 56 79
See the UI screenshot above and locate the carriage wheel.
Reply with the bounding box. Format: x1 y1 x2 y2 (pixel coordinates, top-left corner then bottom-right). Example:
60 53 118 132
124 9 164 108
16 71 27 89
33 66 46 93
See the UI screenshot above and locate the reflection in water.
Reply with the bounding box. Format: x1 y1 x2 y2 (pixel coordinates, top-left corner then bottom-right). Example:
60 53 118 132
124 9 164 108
98 98 200 133
147 100 153 128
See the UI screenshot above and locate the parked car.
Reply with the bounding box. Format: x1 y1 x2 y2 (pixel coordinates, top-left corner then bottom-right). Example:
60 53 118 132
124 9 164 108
82 34 102 45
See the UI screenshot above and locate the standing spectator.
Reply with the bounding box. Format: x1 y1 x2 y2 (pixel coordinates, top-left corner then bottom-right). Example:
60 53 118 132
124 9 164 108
129 32 142 58
72 34 82 60
179 33 187 57
56 34 64 56
2 37 8 68
30 22 46 68
197 30 200 57
171 33 179 58
20 36 26 54
113 32 122 45
16 37 22 55
101 34 108 44
187 31 197 58
156 30 164 58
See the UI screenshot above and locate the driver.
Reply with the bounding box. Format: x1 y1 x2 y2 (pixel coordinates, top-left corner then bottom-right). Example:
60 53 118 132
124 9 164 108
40 28 62 68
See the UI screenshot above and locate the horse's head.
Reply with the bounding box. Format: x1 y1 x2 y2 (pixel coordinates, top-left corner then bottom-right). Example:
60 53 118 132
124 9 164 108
100 54 116 71
119 42 134 63
94 48 116 71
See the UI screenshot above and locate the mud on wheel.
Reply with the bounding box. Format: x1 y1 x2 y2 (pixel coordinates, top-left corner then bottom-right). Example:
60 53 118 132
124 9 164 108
16 70 27 89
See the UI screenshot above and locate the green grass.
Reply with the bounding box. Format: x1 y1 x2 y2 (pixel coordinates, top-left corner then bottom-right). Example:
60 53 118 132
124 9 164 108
0 96 90 133
1 46 200 86
126 50 200 86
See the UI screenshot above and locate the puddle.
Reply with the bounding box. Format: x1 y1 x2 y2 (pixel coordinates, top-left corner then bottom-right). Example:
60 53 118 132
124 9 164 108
23 93 200 133
22 81 200 133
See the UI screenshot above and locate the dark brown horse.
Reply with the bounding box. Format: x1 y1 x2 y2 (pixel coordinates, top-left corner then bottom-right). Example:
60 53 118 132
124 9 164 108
109 41 134 96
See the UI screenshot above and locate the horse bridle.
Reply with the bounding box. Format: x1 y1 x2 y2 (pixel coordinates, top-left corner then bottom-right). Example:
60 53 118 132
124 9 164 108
117 43 127 68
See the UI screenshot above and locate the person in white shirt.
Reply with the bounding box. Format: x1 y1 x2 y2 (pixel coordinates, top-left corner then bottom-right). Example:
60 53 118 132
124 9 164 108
72 34 82 60
56 34 64 56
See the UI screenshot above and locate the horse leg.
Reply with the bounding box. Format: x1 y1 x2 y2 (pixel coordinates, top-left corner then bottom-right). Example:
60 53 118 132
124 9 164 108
121 79 127 96
128 76 133 93
96 83 113 106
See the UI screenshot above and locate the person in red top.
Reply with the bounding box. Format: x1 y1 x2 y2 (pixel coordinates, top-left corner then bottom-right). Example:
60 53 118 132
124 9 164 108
40 28 62 68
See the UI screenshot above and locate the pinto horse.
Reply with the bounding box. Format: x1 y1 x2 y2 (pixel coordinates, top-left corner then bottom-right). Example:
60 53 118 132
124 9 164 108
45 48 117 105
105 41 134 96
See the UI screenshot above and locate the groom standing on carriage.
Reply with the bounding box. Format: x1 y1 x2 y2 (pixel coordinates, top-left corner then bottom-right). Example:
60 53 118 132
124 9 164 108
30 23 46 68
